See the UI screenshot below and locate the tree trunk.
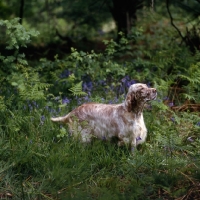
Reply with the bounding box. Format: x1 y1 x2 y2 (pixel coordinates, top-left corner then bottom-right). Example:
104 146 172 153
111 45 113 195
19 0 24 24
109 0 143 39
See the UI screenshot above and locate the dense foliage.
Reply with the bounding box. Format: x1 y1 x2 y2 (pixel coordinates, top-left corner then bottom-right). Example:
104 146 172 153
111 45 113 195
0 14 200 200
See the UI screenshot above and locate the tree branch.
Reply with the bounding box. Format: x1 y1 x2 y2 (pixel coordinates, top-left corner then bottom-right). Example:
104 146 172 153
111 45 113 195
166 0 185 42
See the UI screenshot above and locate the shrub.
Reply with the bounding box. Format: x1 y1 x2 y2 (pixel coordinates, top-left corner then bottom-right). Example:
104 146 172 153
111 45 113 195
0 18 200 199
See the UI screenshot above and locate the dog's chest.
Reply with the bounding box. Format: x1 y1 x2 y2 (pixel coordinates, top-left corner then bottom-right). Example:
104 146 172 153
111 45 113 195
132 114 147 142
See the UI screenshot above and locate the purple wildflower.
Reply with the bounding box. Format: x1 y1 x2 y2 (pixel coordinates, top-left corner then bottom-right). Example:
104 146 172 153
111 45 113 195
101 98 105 102
82 81 93 93
114 97 119 103
121 76 136 88
121 76 129 83
102 136 106 140
108 100 113 104
146 104 152 110
119 86 125 94
187 137 194 142
32 101 38 108
98 80 106 86
163 97 169 101
60 69 71 78
196 122 200 126
168 102 174 107
170 117 175 123
147 82 151 87
83 95 90 102
126 79 136 88
40 115 46 125
28 104 33 111
41 115 45 122
62 97 70 104
55 96 60 101
136 137 142 142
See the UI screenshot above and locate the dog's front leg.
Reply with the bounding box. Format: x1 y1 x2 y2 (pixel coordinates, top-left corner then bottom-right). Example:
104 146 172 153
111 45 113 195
118 134 130 148
130 138 137 154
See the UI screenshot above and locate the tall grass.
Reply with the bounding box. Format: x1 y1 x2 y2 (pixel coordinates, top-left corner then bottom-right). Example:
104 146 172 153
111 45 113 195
0 97 200 200
1 18 200 200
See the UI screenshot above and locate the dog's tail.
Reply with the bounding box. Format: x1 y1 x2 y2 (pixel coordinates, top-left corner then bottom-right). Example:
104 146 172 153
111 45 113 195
51 115 68 123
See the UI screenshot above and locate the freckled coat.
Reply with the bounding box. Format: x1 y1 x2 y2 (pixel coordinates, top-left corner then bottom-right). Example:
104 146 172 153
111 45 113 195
51 83 157 149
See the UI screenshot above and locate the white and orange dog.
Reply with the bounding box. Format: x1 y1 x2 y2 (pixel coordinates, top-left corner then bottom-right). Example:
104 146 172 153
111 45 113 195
51 83 157 149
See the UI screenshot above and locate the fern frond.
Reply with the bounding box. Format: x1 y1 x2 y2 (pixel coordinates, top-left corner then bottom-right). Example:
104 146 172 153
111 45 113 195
0 96 6 111
69 81 87 96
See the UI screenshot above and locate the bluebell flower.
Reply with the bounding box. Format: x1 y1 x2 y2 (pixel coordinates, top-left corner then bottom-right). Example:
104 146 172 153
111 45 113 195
163 96 169 101
77 98 82 105
126 79 136 88
40 116 45 125
51 109 56 113
102 136 106 140
136 137 142 142
62 97 70 104
60 69 71 78
33 101 37 107
101 98 105 102
119 86 125 94
147 82 151 87
57 108 61 114
82 81 93 92
108 100 113 104
146 104 152 110
83 95 90 102
114 97 119 103
55 96 60 101
170 117 175 123
121 76 136 89
41 115 45 122
196 122 200 126
98 80 106 86
45 106 51 111
187 137 194 142
121 76 130 83
169 102 174 107
28 104 33 111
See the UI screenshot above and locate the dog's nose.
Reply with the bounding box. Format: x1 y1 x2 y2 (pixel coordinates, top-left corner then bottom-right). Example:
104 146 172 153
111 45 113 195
152 88 157 93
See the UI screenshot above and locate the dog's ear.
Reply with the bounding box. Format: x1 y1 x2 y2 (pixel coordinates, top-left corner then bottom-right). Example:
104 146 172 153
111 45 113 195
125 92 136 112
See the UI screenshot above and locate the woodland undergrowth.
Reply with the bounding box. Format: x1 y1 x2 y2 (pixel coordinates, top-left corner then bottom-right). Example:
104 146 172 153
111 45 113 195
0 18 200 199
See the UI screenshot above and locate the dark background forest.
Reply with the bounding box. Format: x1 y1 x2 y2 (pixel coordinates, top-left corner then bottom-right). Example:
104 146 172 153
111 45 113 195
1 0 200 58
0 0 200 199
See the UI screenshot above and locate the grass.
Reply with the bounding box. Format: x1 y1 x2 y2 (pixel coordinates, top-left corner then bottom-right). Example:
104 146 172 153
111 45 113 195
1 15 200 200
0 99 200 200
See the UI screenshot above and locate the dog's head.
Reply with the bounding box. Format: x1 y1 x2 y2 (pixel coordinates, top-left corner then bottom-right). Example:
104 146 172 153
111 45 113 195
125 83 157 112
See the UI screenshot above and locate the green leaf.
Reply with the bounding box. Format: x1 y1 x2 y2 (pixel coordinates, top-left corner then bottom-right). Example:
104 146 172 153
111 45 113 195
11 82 18 86
69 81 87 96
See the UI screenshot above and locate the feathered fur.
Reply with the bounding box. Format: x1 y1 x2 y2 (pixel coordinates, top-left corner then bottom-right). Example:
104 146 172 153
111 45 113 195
51 83 157 149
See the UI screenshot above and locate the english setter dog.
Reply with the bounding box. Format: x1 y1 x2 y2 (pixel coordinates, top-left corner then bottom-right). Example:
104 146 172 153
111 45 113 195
51 83 157 150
